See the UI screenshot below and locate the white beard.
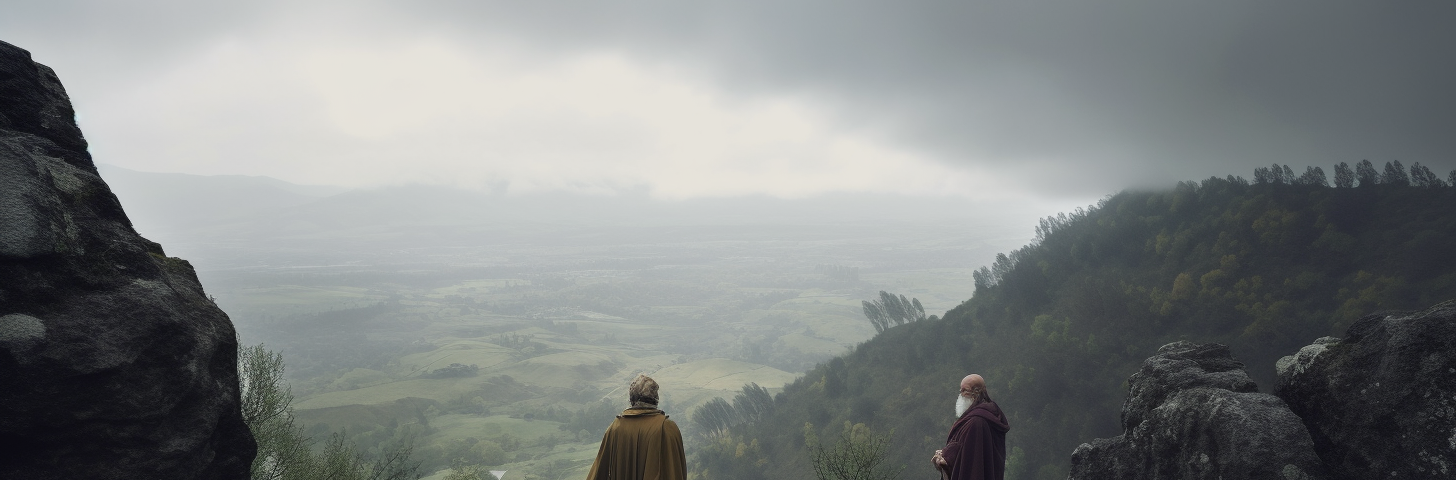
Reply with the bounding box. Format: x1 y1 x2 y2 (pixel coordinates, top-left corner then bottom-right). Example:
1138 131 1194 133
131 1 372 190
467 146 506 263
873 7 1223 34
955 394 976 418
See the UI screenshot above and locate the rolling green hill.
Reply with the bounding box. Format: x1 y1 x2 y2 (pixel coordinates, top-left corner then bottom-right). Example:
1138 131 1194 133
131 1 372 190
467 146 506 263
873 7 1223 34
703 172 1456 480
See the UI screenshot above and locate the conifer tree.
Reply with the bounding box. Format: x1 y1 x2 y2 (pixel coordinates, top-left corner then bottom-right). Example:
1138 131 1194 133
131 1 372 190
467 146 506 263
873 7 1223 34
1253 166 1272 184
1333 162 1355 188
1409 162 1445 187
860 291 927 334
693 397 739 438
732 383 775 425
972 267 993 290
1296 166 1327 186
1383 160 1410 186
1355 160 1380 186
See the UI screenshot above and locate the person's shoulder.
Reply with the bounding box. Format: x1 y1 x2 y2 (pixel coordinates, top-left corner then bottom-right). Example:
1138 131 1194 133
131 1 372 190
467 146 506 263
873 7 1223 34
621 407 663 417
968 401 1010 431
973 400 1004 414
661 416 684 439
964 403 998 424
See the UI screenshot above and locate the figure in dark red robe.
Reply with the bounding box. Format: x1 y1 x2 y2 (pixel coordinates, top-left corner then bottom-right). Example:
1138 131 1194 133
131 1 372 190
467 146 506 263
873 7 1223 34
933 374 1010 480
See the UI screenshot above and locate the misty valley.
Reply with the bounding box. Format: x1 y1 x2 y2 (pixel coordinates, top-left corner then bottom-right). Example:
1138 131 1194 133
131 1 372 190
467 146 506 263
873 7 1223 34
5 9 1456 480
99 162 1456 480
96 164 1043 479
213 224 986 479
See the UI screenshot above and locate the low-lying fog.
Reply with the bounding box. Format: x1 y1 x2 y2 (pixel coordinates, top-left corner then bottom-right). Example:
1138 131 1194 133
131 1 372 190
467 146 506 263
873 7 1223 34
99 163 1089 476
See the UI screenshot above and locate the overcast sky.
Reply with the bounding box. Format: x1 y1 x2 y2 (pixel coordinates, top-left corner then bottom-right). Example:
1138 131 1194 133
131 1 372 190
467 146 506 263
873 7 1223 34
4 1 1453 201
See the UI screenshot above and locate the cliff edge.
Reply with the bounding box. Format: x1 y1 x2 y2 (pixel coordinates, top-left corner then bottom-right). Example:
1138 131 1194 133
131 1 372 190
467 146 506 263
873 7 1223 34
1068 341 1326 480
1276 300 1456 479
0 40 255 479
1070 300 1456 479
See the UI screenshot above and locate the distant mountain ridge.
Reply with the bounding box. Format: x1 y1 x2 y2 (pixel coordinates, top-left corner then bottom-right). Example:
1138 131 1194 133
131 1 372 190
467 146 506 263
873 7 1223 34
99 164 1063 231
98 165 351 198
97 166 1065 278
97 164 349 233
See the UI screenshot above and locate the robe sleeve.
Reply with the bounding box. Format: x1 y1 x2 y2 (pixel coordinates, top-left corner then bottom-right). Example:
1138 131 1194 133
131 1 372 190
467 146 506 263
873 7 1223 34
942 421 967 473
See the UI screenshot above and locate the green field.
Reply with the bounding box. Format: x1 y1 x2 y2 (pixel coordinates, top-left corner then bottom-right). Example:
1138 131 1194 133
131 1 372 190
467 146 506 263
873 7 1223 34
211 223 996 478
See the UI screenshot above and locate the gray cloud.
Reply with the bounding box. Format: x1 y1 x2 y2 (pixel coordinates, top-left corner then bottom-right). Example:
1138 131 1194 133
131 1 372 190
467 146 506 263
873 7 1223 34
5 1 1453 198
403 1 1456 195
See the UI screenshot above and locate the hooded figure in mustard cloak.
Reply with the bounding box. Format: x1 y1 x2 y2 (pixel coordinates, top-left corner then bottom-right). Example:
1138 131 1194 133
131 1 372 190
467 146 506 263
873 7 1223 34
586 374 686 480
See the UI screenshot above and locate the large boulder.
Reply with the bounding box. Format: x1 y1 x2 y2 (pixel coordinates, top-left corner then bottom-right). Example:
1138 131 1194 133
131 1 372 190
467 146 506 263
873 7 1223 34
0 40 255 479
1069 341 1326 480
1275 300 1456 480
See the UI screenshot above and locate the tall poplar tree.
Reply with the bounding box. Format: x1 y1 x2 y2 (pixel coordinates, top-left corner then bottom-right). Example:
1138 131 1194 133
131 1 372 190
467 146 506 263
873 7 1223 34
1383 160 1410 186
1355 160 1380 186
1333 162 1355 188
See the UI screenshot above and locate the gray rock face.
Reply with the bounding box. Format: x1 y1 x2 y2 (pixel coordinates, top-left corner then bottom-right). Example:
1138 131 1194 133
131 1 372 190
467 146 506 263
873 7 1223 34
1276 300 1456 480
0 40 255 479
1069 341 1326 480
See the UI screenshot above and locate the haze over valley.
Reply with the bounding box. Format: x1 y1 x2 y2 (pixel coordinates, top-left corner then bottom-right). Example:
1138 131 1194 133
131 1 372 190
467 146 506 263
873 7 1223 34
99 164 1073 478
6 2 1454 479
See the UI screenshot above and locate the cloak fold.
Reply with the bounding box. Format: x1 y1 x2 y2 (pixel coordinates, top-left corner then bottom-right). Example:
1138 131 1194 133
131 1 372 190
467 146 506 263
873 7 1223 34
586 407 686 480
940 400 1011 480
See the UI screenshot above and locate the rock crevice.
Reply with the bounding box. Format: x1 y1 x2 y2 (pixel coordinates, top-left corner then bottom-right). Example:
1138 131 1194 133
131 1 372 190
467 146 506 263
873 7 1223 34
1275 300 1456 480
1069 341 1326 480
1072 300 1456 480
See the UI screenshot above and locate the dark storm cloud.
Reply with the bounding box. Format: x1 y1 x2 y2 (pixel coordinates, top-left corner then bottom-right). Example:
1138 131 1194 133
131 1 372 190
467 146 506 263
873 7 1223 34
0 1 276 76
402 0 1456 195
5 1 1453 197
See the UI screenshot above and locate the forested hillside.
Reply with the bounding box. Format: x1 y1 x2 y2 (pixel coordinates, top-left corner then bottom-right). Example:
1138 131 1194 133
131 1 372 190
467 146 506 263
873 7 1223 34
692 164 1456 480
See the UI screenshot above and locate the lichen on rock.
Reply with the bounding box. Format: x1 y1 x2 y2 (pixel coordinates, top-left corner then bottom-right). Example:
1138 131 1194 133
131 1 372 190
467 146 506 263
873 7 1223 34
1069 341 1327 480
1276 300 1456 480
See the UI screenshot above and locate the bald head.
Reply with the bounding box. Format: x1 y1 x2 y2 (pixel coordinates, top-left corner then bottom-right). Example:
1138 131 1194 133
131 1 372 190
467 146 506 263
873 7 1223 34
960 374 989 402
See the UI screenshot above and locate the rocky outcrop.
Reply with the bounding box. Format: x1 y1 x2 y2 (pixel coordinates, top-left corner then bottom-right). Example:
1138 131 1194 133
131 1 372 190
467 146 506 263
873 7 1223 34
1069 341 1326 480
0 40 255 479
1275 300 1456 480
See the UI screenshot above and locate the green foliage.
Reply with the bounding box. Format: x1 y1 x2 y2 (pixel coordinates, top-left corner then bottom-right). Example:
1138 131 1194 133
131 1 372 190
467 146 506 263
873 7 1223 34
534 459 578 480
1383 160 1410 186
1297 166 1328 186
495 333 551 358
696 166 1456 480
694 397 739 438
423 363 479 379
1356 159 1379 186
690 433 770 480
560 399 619 442
693 382 778 443
816 264 861 283
441 458 484 480
861 291 927 334
240 344 422 480
806 422 903 480
1334 162 1355 188
733 383 776 426
1409 162 1446 187
241 344 313 480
